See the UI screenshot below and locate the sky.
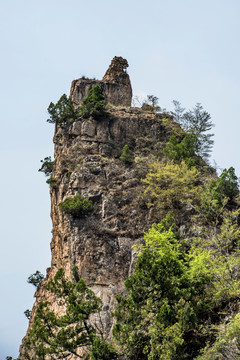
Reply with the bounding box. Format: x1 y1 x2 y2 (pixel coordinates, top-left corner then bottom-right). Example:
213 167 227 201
0 0 240 357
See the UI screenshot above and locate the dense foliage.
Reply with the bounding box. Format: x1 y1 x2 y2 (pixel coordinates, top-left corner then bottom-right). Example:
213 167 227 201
113 208 240 359
163 134 199 167
196 313 240 360
113 220 213 359
201 167 239 221
142 160 200 214
213 167 239 202
59 194 94 218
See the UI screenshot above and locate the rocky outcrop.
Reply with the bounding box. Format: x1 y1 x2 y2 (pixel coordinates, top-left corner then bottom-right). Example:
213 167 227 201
70 56 132 107
47 108 168 338
19 59 173 358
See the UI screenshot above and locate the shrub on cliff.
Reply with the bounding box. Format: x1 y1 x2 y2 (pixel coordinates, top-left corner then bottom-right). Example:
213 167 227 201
215 167 239 201
59 194 93 218
79 84 109 119
46 177 58 188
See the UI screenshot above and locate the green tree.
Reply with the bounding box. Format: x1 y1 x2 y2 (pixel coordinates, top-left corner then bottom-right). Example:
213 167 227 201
23 268 117 360
113 220 213 360
79 84 108 119
172 101 214 160
27 271 44 289
120 144 133 164
216 167 239 201
38 156 54 177
163 133 199 167
47 94 79 124
91 337 118 360
201 167 239 221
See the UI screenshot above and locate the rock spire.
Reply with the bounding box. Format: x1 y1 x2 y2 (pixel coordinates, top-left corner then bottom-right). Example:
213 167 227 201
70 56 132 107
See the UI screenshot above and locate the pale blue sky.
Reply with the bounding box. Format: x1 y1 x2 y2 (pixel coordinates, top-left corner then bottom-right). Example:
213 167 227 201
0 0 240 357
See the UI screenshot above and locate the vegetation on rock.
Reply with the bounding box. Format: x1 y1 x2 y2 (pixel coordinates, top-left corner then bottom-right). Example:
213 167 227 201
172 101 214 160
38 156 54 177
21 80 240 360
163 133 199 167
27 271 44 289
47 94 79 124
22 268 117 360
120 145 133 164
113 206 240 359
59 194 93 218
46 177 58 188
78 84 109 119
141 95 161 113
142 160 200 215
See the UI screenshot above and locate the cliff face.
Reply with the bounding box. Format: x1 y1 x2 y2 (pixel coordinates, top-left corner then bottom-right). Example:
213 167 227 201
48 107 168 336
19 58 172 358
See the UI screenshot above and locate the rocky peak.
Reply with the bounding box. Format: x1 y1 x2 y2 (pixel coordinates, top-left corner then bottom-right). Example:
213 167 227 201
70 56 132 107
102 56 129 83
19 59 173 358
